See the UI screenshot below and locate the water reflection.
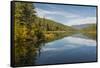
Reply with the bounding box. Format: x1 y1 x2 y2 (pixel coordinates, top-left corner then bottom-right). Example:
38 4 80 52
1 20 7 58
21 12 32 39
14 33 96 66
14 40 45 66
35 34 96 65
41 36 96 52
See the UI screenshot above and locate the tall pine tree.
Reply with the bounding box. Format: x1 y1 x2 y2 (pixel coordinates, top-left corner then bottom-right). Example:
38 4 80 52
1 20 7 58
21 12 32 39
14 2 36 40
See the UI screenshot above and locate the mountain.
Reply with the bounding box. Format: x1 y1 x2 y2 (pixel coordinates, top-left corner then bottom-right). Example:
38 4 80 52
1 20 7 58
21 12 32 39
72 23 96 29
81 24 96 31
80 24 96 40
33 17 76 31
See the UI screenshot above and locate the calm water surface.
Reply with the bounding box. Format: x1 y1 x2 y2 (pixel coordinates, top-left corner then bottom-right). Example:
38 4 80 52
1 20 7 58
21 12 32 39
35 33 96 65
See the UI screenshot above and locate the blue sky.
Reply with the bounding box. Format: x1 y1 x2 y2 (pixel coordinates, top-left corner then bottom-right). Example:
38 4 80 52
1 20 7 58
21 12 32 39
34 3 96 26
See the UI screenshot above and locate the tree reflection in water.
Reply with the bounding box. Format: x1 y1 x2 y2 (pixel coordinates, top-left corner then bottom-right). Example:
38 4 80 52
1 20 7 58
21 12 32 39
14 32 76 67
14 39 45 67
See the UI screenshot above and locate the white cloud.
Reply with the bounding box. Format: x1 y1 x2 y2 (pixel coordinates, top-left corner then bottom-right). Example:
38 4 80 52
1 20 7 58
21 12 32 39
35 8 79 18
35 8 96 26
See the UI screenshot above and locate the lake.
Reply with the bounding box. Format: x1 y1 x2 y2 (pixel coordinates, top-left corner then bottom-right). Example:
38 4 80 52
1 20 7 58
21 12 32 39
35 33 97 65
14 33 97 66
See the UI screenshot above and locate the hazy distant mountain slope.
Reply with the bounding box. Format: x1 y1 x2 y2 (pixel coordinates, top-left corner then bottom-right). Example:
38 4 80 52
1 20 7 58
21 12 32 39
80 24 97 39
81 24 96 32
72 24 96 29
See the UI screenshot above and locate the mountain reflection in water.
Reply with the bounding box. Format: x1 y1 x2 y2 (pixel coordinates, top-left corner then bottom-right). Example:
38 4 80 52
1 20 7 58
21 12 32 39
35 34 96 65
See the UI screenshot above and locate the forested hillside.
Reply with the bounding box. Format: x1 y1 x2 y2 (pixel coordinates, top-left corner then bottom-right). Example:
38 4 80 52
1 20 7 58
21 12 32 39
14 2 75 42
33 17 75 31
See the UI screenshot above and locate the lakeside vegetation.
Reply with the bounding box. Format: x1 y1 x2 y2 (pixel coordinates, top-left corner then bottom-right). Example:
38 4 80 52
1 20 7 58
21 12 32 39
13 2 97 66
